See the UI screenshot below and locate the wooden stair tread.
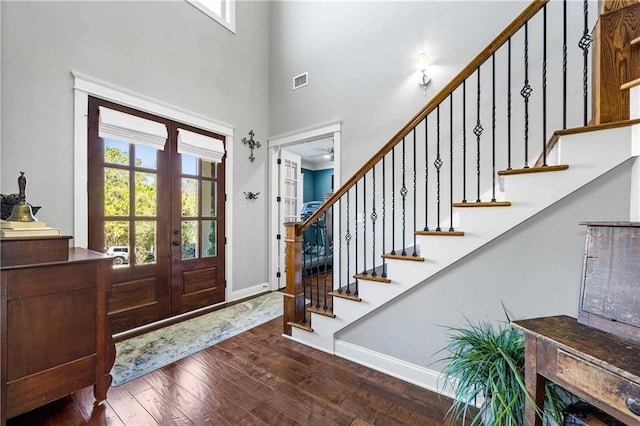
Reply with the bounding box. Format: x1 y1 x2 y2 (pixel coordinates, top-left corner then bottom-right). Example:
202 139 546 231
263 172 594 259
382 252 425 262
453 201 511 207
306 305 336 318
415 230 464 236
497 164 569 175
329 282 361 301
353 264 391 283
288 320 313 332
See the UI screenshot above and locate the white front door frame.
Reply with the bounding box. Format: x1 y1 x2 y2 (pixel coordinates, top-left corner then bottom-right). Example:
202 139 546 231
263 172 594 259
267 120 342 291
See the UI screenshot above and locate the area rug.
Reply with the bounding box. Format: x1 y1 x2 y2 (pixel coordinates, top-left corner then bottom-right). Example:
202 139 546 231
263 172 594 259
110 291 283 386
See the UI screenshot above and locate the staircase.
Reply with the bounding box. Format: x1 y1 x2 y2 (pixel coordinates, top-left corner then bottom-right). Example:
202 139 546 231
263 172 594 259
283 0 640 362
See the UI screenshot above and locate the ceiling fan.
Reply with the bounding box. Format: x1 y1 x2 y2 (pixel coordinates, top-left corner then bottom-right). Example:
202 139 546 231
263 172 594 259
309 147 334 161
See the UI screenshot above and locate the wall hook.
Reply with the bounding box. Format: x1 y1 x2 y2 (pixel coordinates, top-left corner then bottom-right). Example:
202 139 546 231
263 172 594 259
244 191 260 200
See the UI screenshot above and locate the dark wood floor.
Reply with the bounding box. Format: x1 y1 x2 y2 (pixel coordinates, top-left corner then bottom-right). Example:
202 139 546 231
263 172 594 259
8 316 458 425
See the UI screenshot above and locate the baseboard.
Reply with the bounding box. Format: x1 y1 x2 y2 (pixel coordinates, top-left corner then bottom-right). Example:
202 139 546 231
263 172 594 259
282 333 335 355
230 282 270 301
334 339 453 398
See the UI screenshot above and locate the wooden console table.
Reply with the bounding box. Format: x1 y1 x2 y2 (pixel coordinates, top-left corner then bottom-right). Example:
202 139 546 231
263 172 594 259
512 315 640 426
0 237 115 425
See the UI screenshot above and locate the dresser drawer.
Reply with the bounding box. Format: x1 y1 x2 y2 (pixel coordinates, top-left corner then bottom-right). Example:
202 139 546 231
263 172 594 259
557 349 640 423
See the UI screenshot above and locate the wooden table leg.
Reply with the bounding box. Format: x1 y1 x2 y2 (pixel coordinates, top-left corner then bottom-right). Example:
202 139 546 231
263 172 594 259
524 336 546 426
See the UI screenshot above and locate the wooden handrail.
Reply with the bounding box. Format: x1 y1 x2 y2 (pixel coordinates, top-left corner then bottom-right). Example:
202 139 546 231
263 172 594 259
299 0 550 232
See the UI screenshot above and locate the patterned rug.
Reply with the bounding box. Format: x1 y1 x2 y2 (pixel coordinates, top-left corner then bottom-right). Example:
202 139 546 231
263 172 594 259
110 291 283 386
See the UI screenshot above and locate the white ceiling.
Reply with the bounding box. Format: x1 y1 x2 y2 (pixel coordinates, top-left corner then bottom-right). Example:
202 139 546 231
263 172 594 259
284 137 334 165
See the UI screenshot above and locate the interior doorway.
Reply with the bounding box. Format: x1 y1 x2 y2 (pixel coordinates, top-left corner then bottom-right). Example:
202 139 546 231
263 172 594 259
268 121 342 291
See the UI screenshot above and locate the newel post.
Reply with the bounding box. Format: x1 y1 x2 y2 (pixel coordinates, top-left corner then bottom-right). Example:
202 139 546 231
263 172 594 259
283 222 305 335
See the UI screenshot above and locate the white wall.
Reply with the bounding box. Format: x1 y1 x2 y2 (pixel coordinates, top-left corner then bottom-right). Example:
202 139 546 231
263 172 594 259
268 1 529 182
0 1 270 293
336 160 633 371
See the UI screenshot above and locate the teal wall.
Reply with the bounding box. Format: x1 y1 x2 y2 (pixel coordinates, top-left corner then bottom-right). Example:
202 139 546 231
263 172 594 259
302 168 334 202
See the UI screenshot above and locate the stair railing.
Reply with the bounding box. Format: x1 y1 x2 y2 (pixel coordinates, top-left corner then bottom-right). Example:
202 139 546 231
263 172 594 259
283 0 638 335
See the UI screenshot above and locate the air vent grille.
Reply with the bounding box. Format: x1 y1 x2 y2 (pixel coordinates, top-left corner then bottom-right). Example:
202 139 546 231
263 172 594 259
293 72 308 90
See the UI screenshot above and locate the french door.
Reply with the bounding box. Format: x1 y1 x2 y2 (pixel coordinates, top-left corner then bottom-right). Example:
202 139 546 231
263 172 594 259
87 97 225 333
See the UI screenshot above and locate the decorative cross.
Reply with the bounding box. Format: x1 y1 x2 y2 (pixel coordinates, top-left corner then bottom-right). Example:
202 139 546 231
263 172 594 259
241 130 261 162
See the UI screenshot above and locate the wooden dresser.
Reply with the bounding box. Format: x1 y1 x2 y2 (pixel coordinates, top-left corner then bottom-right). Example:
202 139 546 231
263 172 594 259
513 222 640 426
0 237 115 425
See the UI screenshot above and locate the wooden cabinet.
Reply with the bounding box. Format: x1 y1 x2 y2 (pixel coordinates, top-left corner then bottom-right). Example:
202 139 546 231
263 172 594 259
0 237 115 425
513 222 640 425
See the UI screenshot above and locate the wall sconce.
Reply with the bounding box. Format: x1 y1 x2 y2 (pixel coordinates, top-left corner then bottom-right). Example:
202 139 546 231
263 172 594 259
418 52 432 96
241 130 261 162
244 191 260 200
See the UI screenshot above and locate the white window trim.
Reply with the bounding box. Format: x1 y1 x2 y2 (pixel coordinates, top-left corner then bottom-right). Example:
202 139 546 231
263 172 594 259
187 0 236 34
72 70 235 299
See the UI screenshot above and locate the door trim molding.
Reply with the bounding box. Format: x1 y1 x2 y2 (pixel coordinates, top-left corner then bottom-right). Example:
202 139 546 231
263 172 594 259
267 120 342 291
72 71 235 299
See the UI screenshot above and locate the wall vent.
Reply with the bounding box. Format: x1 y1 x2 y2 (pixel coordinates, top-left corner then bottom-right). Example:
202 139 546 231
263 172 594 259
293 72 308 90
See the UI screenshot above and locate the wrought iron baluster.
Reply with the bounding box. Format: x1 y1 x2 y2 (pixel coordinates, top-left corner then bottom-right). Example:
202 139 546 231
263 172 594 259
435 106 442 231
579 0 592 126
338 198 342 293
563 0 567 129
424 116 430 229
542 4 548 167
303 248 308 323
391 146 396 255
382 157 387 277
521 21 532 168
412 129 418 256
323 210 330 311
401 137 408 256
449 94 455 231
355 182 359 290
507 38 512 170
491 53 497 202
315 217 321 309
474 67 483 202
462 81 467 203
345 190 351 295
362 175 367 275
371 164 378 275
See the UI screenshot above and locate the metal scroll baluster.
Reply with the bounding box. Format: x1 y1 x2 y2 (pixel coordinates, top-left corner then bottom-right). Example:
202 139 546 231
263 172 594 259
315 216 321 309
435 106 442 231
355 182 359 290
345 190 351 295
338 198 342 293
579 0 592 126
391 146 396 255
424 116 430 230
323 208 330 311
401 137 408 256
381 157 387 278
462 82 467 203
362 174 367 275
449 94 455 231
562 0 568 129
491 52 497 202
371 164 378 276
507 38 512 170
412 129 418 256
542 4 548 167
474 67 483 202
521 21 532 168
303 245 309 324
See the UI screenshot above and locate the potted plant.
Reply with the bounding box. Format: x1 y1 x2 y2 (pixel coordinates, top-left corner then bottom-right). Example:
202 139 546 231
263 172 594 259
437 310 573 425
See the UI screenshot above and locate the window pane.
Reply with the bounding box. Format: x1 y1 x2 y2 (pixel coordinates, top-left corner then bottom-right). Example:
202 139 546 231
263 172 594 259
104 139 129 166
135 145 158 170
135 172 157 216
182 220 199 260
201 180 216 217
202 220 216 257
135 221 156 265
104 168 129 216
104 221 129 268
182 154 198 176
201 160 217 178
182 178 198 217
